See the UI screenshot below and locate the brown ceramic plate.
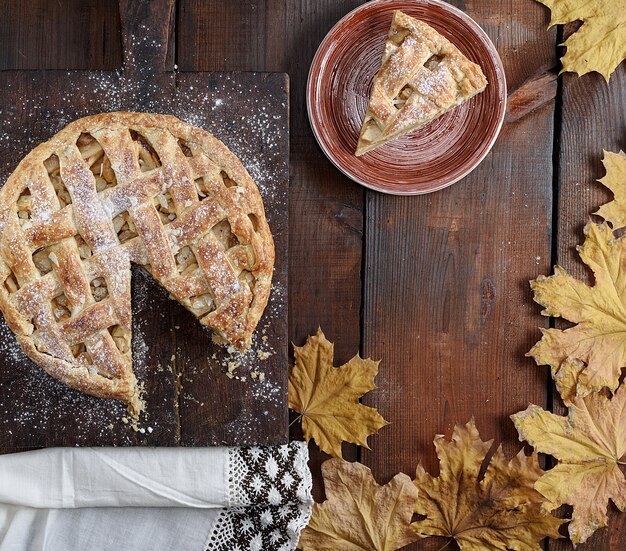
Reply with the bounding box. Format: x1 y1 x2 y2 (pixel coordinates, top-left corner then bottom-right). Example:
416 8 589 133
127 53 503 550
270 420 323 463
307 0 507 195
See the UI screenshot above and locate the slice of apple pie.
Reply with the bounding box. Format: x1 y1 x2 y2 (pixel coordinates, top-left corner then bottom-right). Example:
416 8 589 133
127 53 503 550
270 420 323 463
355 10 488 156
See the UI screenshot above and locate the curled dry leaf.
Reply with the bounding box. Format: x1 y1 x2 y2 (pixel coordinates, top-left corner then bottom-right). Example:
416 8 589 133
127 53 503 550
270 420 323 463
596 150 626 229
536 0 626 81
528 222 626 401
298 458 420 551
413 419 562 550
512 383 626 545
288 328 388 458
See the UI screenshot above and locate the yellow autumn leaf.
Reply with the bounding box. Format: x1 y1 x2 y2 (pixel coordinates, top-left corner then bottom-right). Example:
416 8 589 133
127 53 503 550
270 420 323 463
528 222 626 401
412 420 562 550
288 328 388 458
596 150 626 228
512 383 626 545
553 357 585 405
298 458 420 551
536 0 626 81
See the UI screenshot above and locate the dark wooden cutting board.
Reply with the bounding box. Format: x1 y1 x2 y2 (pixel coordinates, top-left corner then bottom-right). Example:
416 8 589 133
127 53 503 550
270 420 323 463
0 0 289 447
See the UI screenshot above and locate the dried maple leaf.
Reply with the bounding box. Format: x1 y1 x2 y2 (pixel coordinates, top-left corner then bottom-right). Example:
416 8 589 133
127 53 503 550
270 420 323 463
512 383 626 545
536 0 626 81
553 357 586 405
298 458 420 551
596 150 626 229
528 222 626 401
288 328 388 458
412 420 562 550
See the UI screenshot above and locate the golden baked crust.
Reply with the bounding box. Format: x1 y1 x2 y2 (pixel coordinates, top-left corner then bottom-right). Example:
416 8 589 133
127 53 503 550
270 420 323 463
0 112 274 415
355 11 488 156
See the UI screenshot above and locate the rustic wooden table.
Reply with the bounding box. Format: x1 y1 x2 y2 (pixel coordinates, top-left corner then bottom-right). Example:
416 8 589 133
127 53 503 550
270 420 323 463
1 1 624 549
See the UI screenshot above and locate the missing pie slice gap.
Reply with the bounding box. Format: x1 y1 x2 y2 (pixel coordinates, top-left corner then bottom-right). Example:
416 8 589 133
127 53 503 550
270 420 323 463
355 10 488 157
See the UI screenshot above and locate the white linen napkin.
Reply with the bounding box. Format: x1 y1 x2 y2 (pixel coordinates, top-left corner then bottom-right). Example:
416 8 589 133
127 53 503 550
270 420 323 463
0 442 312 551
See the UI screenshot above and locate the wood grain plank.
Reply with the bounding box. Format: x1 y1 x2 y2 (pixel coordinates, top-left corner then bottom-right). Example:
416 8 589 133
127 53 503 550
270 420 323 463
177 0 287 72
284 0 366 497
549 46 626 551
0 0 122 70
361 2 557 549
119 0 175 74
505 65 558 123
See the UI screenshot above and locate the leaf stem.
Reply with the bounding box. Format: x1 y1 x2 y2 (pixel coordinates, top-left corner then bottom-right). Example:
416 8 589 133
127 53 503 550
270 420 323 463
435 540 453 551
289 414 303 428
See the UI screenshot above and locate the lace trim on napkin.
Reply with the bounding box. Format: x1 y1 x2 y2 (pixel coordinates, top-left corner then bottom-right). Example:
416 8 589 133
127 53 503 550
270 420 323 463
205 442 313 550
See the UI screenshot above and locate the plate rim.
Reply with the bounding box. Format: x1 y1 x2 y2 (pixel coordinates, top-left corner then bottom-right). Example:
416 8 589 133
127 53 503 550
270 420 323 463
306 0 508 196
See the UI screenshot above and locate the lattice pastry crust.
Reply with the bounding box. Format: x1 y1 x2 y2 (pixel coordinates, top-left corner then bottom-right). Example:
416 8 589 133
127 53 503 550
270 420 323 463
0 112 274 415
355 11 488 156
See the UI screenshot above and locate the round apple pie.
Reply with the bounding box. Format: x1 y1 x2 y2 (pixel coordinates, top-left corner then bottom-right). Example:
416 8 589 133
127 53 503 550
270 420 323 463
0 112 274 415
